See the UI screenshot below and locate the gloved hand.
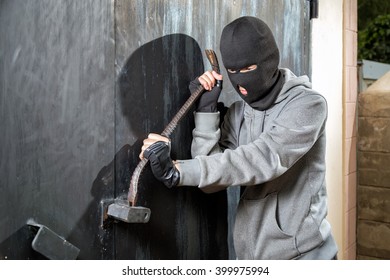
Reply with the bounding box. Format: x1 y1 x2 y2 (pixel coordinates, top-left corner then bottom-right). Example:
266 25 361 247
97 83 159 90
189 70 222 112
143 141 180 188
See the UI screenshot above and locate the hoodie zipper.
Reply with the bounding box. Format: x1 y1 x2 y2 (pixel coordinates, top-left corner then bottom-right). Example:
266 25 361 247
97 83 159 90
248 108 266 142
261 110 266 133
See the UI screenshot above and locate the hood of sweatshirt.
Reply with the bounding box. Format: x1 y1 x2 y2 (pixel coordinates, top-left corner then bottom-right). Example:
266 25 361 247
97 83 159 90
273 68 313 106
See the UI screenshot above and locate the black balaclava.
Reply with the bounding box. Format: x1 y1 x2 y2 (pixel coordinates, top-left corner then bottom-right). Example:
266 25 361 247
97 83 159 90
220 16 284 111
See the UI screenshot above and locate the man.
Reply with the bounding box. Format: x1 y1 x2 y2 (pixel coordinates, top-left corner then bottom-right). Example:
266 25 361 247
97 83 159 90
140 16 338 259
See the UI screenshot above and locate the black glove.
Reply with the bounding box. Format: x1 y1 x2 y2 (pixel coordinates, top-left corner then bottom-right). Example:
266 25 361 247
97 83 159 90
189 78 222 112
143 141 180 188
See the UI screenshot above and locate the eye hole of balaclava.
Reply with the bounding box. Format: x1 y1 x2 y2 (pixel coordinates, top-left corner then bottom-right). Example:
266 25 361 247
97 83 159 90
220 16 283 111
227 65 257 74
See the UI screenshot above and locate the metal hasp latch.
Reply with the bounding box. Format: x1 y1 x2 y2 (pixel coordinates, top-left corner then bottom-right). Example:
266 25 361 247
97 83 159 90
107 197 151 224
27 220 80 260
100 196 151 227
103 49 220 225
308 0 319 19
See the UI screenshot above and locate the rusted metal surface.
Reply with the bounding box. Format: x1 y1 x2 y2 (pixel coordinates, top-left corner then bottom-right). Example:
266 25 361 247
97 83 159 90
0 0 309 259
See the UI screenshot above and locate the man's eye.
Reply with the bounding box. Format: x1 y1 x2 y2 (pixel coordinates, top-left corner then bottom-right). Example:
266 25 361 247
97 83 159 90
228 65 257 74
240 65 257 73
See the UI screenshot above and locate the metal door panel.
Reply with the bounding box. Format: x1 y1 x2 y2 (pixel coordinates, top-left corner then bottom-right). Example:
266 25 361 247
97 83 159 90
113 0 309 259
0 0 116 259
0 0 309 259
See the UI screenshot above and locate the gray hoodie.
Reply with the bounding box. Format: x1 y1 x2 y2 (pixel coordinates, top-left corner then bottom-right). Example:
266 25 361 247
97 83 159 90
177 69 338 259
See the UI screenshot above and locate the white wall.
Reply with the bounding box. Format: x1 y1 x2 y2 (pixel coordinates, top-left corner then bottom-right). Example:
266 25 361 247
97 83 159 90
310 0 344 257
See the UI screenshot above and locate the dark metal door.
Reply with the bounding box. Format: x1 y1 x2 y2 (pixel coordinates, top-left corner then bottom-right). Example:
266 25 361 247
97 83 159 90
0 0 310 259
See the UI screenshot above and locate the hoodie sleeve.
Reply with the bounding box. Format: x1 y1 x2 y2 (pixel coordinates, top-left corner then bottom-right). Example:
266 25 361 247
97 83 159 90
195 92 328 193
177 102 243 187
190 112 222 157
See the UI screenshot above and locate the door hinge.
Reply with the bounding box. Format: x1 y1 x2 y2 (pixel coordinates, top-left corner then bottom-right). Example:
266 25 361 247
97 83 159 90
309 0 319 19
